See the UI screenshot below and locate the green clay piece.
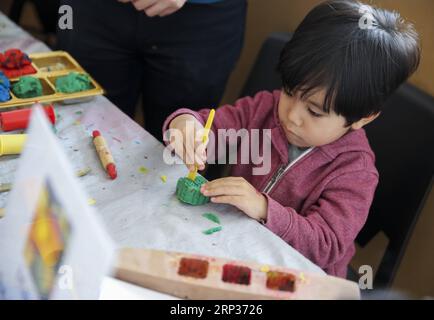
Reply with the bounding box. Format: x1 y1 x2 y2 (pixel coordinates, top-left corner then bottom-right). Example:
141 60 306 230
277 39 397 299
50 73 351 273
139 166 149 174
176 175 210 206
202 226 222 235
12 76 43 98
55 72 92 93
202 212 220 225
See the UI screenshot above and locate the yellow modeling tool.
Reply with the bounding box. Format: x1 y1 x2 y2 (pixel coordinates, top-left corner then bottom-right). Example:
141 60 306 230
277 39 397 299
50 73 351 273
0 134 27 156
187 109 215 181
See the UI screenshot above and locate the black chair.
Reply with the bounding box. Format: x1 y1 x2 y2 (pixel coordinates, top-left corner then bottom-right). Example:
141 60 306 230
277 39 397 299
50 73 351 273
240 32 291 98
240 32 434 289
358 85 434 289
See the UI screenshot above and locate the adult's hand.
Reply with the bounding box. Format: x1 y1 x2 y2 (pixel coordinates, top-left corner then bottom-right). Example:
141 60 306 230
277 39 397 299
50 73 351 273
118 0 187 17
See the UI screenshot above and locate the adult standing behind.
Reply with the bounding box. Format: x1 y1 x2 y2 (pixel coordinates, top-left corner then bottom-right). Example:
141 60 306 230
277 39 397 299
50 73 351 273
57 0 247 140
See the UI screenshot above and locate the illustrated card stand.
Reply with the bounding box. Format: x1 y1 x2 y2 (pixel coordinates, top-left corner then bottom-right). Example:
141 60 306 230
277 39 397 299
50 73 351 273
0 105 115 300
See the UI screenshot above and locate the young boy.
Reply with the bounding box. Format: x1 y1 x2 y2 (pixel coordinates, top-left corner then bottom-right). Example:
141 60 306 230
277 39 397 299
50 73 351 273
162 0 420 277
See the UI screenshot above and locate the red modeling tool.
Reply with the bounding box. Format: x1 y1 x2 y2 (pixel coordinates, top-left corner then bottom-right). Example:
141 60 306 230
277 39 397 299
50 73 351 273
0 105 56 131
92 130 117 179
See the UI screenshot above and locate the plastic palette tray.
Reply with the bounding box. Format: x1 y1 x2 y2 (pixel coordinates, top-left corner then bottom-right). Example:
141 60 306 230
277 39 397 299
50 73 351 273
0 51 104 109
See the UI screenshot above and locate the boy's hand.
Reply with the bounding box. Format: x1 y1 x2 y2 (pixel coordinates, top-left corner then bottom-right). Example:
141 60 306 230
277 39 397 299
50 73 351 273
201 177 268 222
118 0 187 17
168 114 207 172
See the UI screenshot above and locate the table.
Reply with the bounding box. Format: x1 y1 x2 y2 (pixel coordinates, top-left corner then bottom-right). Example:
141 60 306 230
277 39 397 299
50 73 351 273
0 12 324 291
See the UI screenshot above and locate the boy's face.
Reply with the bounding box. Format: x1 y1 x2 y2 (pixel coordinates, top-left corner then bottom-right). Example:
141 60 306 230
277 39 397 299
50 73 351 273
278 89 350 148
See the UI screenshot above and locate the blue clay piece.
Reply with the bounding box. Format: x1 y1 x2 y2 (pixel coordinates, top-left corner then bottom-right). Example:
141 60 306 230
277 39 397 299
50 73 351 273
0 71 11 102
0 85 10 102
0 71 10 90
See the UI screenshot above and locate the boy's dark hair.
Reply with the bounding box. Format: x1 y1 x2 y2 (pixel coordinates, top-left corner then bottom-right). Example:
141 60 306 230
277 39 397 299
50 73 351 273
277 0 421 125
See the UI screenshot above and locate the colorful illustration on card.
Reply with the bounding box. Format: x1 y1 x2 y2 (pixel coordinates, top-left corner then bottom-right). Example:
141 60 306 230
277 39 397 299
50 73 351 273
23 179 72 299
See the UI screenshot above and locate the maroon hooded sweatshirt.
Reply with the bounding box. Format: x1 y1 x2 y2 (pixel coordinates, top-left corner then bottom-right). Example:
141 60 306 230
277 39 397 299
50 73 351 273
163 90 379 277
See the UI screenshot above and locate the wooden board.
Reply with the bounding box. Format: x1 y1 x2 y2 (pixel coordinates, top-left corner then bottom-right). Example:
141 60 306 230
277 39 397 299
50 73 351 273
115 248 360 300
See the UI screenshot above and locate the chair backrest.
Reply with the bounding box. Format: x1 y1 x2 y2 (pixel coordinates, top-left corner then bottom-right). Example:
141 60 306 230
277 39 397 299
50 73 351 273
241 32 434 289
240 32 291 97
359 84 434 288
